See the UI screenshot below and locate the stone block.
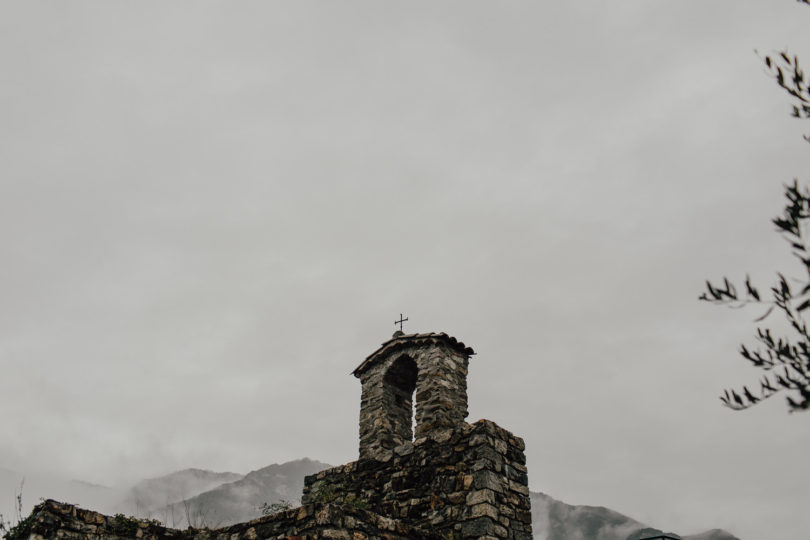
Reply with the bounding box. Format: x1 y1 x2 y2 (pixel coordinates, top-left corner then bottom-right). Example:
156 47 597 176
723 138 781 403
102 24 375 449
466 489 495 506
492 522 508 538
469 503 499 520
473 470 504 492
393 443 414 456
321 529 351 539
460 516 497 537
447 491 466 505
508 480 529 496
498 504 514 518
515 509 532 524
461 474 474 489
468 433 489 447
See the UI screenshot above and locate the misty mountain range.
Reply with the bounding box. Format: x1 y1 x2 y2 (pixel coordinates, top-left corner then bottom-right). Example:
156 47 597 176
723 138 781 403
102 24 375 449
530 491 739 540
0 460 739 539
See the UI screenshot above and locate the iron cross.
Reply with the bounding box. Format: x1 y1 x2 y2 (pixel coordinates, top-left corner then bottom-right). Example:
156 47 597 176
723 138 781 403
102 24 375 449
395 313 408 332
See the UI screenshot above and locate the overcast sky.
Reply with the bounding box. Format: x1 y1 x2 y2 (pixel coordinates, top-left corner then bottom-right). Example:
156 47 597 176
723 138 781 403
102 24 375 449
2 1 810 539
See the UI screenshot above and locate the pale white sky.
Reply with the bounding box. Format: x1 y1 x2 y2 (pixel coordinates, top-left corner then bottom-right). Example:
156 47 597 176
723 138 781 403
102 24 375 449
2 2 810 539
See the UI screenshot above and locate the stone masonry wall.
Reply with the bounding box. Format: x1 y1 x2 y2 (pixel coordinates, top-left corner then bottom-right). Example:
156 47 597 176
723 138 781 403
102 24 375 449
303 419 532 540
16 331 532 540
20 499 441 540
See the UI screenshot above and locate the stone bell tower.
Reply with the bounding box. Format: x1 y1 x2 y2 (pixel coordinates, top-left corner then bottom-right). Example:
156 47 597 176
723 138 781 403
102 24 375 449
352 331 475 461
303 329 533 539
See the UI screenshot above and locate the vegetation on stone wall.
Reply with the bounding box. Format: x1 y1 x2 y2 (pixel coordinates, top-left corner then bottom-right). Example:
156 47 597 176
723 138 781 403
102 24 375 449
0 513 35 540
309 482 338 504
109 514 142 536
258 499 293 515
343 494 371 510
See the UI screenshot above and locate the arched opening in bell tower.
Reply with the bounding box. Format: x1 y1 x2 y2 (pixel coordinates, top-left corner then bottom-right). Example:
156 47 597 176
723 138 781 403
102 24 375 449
382 355 418 443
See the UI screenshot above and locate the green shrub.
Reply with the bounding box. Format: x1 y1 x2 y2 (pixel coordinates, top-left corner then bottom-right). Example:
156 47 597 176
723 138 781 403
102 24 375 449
310 483 338 504
1 513 35 540
259 499 293 516
110 514 141 536
344 494 370 510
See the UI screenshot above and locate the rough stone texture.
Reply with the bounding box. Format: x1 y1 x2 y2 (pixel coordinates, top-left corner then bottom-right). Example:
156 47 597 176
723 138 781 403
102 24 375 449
21 499 440 540
353 332 474 461
302 419 532 540
17 331 532 540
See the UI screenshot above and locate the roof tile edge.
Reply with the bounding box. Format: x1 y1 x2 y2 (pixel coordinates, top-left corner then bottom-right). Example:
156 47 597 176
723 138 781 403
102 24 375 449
351 332 475 377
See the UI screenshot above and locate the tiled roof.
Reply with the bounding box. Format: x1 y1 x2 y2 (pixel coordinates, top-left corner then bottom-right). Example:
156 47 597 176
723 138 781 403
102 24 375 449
352 332 475 377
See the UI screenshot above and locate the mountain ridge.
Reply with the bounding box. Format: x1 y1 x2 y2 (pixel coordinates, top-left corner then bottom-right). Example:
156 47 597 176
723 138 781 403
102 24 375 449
163 458 331 528
116 467 244 520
